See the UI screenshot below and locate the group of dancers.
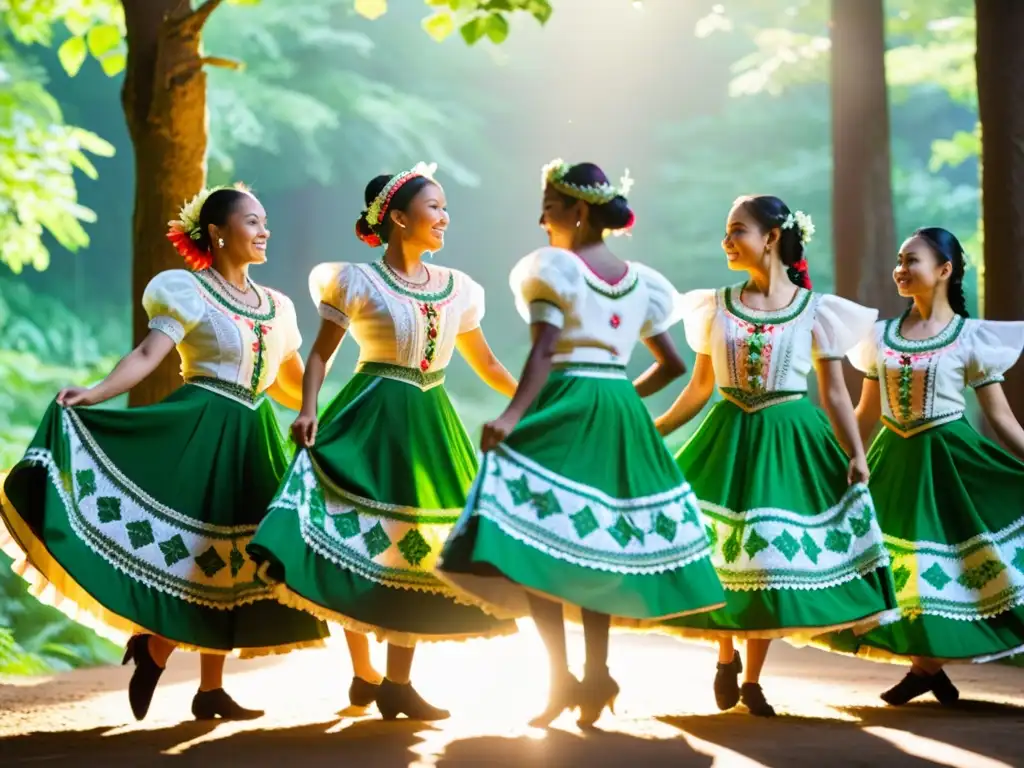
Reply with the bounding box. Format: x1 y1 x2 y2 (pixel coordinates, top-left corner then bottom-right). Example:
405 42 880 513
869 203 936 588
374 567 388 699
2 157 1023 727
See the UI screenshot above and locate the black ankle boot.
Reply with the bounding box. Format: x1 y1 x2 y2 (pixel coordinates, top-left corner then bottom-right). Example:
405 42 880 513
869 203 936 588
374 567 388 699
349 676 382 707
930 670 960 706
191 688 264 720
740 682 776 717
714 652 743 711
376 679 450 721
880 671 933 706
577 668 620 728
529 672 581 728
123 634 164 721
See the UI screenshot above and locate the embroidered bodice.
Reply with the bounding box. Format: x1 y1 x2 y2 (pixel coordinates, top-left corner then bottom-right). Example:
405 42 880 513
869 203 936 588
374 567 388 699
848 314 1024 436
143 269 302 403
510 246 682 367
310 260 484 375
681 284 877 411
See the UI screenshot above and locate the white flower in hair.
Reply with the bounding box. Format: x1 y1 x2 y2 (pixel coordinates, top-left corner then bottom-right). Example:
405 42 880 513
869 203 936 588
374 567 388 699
412 161 438 180
781 210 815 245
618 168 634 197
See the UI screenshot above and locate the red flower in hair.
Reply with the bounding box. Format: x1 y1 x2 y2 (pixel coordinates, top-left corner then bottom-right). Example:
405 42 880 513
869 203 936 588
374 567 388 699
790 258 813 290
166 225 213 271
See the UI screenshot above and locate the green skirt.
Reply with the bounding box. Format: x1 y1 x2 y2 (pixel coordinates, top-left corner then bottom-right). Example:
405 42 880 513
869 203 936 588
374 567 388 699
247 364 517 647
436 364 727 625
0 384 328 656
657 396 898 641
821 418 1024 664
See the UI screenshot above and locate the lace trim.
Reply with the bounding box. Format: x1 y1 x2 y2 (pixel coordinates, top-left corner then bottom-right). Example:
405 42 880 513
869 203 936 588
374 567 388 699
881 412 964 438
884 311 965 353
186 377 267 409
148 316 185 344
355 361 446 391
318 301 349 328
719 388 805 413
723 283 812 325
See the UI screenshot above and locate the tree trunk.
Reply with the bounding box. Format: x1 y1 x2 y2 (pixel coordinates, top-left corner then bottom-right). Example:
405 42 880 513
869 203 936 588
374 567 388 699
122 0 222 407
830 0 900 396
976 1 1024 420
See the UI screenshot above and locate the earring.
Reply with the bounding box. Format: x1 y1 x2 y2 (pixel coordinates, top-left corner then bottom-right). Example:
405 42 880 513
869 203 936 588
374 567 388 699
575 220 581 229
218 238 225 248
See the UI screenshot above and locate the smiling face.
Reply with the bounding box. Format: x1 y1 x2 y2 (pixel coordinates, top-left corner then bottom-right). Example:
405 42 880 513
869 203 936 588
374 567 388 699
539 185 585 249
390 181 449 253
893 234 952 298
721 201 776 273
216 193 269 266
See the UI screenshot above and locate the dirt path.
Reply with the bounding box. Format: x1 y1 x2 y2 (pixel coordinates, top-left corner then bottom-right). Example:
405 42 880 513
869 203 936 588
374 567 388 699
2 630 1022 766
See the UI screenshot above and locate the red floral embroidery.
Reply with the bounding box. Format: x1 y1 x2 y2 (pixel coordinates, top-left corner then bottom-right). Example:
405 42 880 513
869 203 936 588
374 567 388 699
610 314 621 329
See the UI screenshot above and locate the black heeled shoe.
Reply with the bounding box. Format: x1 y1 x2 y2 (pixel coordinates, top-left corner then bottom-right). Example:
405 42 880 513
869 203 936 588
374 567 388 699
123 634 165 721
577 671 620 728
376 679 450 721
349 676 382 708
714 651 743 711
881 669 959 706
740 682 776 717
191 688 265 720
529 673 581 728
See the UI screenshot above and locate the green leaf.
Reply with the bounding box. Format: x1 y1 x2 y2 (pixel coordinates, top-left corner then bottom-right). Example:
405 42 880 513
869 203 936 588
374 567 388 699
99 52 126 77
422 12 456 42
484 13 509 44
63 12 93 38
526 0 553 23
86 24 122 58
57 36 87 77
460 17 487 45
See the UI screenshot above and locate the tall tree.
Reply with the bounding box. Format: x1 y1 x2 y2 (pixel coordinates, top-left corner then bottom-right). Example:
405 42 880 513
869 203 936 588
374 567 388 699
975 0 1024 418
830 0 901 318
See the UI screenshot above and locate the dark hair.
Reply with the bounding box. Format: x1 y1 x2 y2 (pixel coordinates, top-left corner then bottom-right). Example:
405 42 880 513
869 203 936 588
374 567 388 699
554 162 635 232
197 186 253 253
734 195 811 289
911 227 969 317
355 173 435 247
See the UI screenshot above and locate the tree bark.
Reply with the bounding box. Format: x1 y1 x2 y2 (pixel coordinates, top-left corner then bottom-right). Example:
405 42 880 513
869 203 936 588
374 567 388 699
830 0 900 398
122 0 222 407
976 0 1024 421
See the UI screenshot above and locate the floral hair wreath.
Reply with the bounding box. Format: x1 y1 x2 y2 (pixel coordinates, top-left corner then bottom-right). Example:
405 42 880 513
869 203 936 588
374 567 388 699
166 182 249 271
356 162 438 247
541 158 634 205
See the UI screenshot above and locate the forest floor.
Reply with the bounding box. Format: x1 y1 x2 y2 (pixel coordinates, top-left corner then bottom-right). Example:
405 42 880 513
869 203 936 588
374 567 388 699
2 628 1023 767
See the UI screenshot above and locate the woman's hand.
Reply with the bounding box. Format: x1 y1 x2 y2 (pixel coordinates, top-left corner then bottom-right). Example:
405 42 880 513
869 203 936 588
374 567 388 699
847 454 869 486
56 386 100 407
480 413 520 453
291 410 319 447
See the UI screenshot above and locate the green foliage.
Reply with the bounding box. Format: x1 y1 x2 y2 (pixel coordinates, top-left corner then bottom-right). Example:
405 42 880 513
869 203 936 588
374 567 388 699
357 0 553 45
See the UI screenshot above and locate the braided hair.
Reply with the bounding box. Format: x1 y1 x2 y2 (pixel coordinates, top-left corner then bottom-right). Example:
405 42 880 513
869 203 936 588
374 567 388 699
911 227 969 317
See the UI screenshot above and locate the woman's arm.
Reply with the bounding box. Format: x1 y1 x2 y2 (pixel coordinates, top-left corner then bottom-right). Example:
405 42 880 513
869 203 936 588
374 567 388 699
479 323 561 452
266 352 305 411
853 377 882 449
816 358 869 483
455 327 518 399
633 333 688 398
57 331 177 406
291 320 346 446
977 383 1024 461
654 353 715 436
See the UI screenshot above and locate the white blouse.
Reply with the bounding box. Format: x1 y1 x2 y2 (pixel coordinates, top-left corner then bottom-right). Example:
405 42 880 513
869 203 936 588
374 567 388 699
309 260 484 387
681 284 877 412
143 269 301 406
848 315 1024 436
510 247 682 368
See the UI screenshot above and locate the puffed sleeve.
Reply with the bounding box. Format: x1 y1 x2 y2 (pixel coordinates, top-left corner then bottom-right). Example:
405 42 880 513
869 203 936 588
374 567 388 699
307 262 366 328
141 269 205 344
812 294 879 361
678 289 718 356
846 321 883 380
508 247 580 329
458 273 486 334
964 320 1024 389
270 290 302 358
633 263 684 339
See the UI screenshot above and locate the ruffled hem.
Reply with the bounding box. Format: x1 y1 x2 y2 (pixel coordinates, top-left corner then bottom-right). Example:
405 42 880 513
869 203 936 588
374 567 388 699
267 581 518 648
652 608 899 644
816 638 1024 666
1 477 324 657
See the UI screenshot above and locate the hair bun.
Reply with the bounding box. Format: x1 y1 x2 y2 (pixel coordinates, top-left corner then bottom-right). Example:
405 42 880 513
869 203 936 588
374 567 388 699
354 213 381 248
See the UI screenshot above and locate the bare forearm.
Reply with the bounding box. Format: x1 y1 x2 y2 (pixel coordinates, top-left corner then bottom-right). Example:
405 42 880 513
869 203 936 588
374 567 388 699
479 360 518 399
501 345 553 421
655 385 710 436
300 352 328 415
268 380 303 411
91 341 170 402
991 415 1024 461
825 387 865 459
634 361 684 398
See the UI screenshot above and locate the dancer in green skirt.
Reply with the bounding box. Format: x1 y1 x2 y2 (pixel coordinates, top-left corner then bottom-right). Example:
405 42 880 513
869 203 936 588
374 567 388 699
654 195 898 717
248 163 518 721
437 159 727 729
0 185 328 722
823 227 1024 706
